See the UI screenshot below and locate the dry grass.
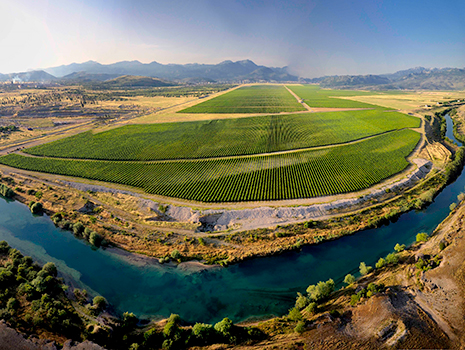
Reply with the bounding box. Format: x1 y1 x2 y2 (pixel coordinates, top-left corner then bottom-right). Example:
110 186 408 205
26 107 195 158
340 91 465 110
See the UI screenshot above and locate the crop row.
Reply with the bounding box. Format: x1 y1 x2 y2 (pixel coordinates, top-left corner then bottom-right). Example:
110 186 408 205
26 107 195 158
179 85 306 113
25 110 420 161
286 85 386 109
1 130 420 202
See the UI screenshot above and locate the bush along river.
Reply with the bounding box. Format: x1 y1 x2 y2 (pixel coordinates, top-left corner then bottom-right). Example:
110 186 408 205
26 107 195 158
0 115 463 324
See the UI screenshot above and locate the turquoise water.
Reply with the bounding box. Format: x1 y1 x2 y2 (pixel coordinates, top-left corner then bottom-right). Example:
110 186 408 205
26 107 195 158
0 115 461 324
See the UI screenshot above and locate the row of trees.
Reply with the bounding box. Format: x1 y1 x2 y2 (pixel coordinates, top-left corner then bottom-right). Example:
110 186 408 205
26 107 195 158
292 234 437 323
141 314 264 350
51 213 104 247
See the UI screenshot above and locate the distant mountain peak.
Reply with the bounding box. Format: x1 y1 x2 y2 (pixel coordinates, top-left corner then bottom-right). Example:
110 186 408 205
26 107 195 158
41 59 296 82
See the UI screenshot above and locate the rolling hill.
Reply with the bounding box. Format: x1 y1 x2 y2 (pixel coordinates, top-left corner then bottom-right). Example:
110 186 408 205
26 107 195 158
0 70 56 83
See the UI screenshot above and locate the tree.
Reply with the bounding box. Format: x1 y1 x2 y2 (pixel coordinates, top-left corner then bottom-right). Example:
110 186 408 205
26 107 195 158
6 298 18 313
89 231 102 247
72 222 84 236
343 274 355 285
359 262 372 276
214 317 236 343
93 296 107 311
42 262 57 277
170 249 181 261
288 307 302 321
375 258 386 269
385 253 399 265
83 227 92 239
294 320 305 334
394 243 405 253
295 292 309 309
30 202 43 214
0 184 14 198
306 279 335 302
122 312 138 329
416 232 429 243
305 302 317 314
192 323 214 344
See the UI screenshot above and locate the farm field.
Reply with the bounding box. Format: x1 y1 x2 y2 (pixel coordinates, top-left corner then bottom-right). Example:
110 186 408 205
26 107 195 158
179 85 306 113
0 129 420 202
286 85 389 109
24 110 420 161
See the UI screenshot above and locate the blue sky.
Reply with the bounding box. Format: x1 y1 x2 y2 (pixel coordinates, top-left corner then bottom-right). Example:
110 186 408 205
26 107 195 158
1 0 464 77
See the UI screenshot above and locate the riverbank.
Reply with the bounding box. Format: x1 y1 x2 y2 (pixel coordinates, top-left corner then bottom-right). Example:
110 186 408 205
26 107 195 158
0 138 459 267
2 160 465 349
5 104 463 266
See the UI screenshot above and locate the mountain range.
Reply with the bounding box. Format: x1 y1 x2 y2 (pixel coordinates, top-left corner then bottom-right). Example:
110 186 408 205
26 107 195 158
43 59 299 83
313 67 465 90
1 60 464 90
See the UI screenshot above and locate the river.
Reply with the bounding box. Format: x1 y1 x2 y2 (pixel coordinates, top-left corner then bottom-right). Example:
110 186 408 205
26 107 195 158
0 115 462 324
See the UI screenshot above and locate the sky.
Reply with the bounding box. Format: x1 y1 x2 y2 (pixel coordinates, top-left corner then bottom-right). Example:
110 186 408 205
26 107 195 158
1 0 464 78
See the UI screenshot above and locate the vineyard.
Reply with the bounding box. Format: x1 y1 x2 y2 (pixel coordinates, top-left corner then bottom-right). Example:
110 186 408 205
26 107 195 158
286 85 387 109
24 110 419 161
179 85 306 113
0 130 420 202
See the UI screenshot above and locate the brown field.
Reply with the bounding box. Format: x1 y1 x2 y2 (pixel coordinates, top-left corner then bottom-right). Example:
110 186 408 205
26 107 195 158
340 90 465 110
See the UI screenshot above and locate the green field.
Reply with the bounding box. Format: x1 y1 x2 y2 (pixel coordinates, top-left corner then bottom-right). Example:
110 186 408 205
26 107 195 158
286 85 386 109
179 85 306 113
0 130 420 202
24 110 419 161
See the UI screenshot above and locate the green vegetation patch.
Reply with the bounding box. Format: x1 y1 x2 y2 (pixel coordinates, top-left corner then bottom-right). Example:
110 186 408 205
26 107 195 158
179 85 306 113
24 110 419 161
286 85 388 109
1 130 420 202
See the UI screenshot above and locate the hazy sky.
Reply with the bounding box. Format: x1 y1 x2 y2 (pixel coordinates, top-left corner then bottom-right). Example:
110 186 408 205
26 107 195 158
1 0 464 77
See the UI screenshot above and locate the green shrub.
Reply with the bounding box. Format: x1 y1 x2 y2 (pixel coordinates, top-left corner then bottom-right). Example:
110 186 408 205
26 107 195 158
83 227 92 239
458 192 465 202
343 274 355 285
305 302 317 314
42 262 57 277
60 220 72 230
415 258 426 270
350 294 360 306
359 262 373 276
416 232 429 243
394 243 405 252
170 249 181 261
0 184 14 198
72 222 84 236
89 231 102 247
294 320 305 334
306 279 335 302
295 292 309 309
288 307 302 321
192 323 214 345
30 202 43 214
385 253 399 265
93 296 107 310
214 317 237 343
375 258 386 269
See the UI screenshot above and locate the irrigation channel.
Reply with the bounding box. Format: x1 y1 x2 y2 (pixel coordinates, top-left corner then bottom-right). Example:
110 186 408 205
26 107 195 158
0 115 462 324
